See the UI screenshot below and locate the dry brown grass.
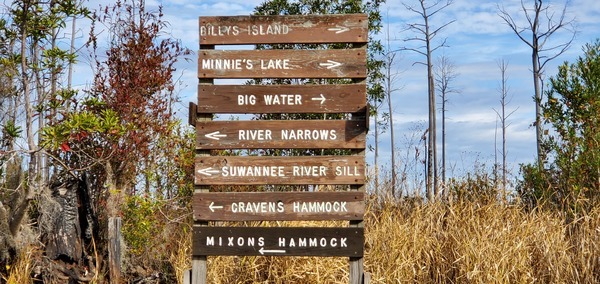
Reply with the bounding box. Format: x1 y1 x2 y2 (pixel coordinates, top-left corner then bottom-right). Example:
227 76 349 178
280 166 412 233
3 197 598 283
202 198 600 283
2 245 38 284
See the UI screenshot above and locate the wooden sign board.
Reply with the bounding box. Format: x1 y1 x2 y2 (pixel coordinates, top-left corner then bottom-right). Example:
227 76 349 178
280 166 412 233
193 227 364 257
193 191 364 221
196 120 366 149
197 84 366 114
198 48 366 79
199 14 367 45
195 156 365 185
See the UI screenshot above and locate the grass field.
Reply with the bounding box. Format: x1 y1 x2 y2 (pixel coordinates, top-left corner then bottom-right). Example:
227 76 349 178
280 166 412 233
205 197 599 283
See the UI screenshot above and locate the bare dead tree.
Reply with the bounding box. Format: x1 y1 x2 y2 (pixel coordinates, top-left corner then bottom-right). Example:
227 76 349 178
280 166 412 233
402 0 455 200
371 90 385 197
434 55 459 198
383 16 403 198
498 0 576 167
493 59 518 202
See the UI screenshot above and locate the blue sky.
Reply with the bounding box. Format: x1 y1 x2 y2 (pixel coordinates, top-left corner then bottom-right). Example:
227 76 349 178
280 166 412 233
76 0 600 183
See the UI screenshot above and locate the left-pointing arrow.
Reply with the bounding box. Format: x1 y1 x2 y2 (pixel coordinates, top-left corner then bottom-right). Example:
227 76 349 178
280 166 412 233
319 60 342 69
197 167 220 176
205 131 227 140
208 202 223 212
259 247 286 255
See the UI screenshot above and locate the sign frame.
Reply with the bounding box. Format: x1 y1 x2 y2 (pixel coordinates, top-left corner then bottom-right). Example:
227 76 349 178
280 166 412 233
195 120 367 149
197 83 366 114
193 226 364 257
199 14 367 45
193 191 365 221
198 48 366 79
195 155 365 185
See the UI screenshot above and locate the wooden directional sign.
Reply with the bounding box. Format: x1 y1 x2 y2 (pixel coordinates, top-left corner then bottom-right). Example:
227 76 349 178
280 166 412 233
193 191 364 221
196 120 366 149
197 84 366 114
198 48 366 79
199 14 367 45
195 156 365 185
193 227 364 257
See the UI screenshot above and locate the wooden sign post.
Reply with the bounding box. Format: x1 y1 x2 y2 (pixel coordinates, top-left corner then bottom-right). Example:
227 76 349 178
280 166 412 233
191 14 368 284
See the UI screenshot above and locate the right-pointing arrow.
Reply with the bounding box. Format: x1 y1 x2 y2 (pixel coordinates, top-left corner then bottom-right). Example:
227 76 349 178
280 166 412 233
259 247 286 255
319 60 342 69
311 94 326 104
327 26 350 34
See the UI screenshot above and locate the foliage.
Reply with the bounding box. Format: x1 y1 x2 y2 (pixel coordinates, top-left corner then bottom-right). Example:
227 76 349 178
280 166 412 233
121 193 192 281
122 195 161 256
85 0 191 194
38 0 194 280
519 40 600 214
247 0 384 168
447 170 498 204
253 0 385 106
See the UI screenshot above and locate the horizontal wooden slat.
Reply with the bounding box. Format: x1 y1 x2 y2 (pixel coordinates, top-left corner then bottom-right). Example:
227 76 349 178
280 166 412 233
197 84 366 114
195 156 365 185
193 191 364 221
199 14 367 45
196 120 366 150
193 227 364 257
198 49 366 79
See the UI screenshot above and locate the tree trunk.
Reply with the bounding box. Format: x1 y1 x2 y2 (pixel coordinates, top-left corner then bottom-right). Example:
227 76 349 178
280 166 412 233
44 178 83 262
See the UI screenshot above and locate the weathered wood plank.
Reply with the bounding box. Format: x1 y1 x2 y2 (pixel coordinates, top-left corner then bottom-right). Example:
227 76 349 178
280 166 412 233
195 120 366 149
193 227 364 257
193 191 364 221
195 155 365 185
198 49 366 79
197 84 366 114
199 14 367 45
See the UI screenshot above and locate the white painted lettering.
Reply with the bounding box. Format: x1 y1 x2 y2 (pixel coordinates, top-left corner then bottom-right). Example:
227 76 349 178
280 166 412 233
238 95 256 105
238 129 272 140
248 24 289 36
206 236 215 246
281 129 337 140
258 237 265 247
260 59 290 70
335 166 360 176
222 166 284 177
292 201 348 213
291 166 327 177
200 25 241 36
201 59 244 70
263 94 302 105
230 201 283 213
